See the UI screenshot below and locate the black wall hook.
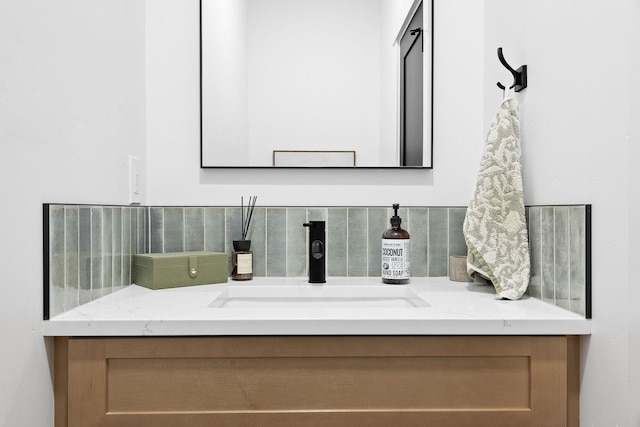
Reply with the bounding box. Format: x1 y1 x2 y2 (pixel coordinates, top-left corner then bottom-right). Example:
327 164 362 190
496 47 527 92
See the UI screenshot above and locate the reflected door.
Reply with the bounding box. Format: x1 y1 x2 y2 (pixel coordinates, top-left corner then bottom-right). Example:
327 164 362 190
400 2 423 167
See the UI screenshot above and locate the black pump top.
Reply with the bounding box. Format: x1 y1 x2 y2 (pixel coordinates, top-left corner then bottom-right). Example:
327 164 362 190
390 203 402 228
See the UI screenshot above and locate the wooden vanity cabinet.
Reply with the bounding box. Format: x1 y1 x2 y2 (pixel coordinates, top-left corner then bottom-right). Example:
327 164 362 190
54 335 579 427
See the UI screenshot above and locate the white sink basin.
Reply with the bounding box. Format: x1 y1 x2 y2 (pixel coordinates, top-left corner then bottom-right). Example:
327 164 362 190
208 285 430 308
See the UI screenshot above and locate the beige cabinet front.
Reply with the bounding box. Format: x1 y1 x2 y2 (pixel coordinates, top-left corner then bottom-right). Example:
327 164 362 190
55 335 579 427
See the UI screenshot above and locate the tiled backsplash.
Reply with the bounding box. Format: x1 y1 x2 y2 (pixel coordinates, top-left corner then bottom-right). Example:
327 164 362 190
527 205 591 317
148 206 468 278
45 204 591 319
44 204 148 319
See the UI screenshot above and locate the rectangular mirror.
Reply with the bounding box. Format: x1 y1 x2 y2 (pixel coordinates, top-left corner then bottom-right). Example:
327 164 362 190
200 0 432 168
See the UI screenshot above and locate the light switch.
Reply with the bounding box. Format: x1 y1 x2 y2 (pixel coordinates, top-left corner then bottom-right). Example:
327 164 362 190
129 156 142 205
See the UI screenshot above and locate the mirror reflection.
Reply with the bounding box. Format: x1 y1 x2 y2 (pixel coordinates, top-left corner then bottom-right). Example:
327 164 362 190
201 0 432 168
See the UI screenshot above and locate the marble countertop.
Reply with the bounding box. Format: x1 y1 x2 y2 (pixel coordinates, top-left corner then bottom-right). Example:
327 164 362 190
43 277 591 336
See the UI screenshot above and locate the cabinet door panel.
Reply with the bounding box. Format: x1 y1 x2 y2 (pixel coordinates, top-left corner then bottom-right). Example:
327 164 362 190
56 336 579 427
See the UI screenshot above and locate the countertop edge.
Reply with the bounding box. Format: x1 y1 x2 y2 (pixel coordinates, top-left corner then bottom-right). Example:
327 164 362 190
42 318 592 337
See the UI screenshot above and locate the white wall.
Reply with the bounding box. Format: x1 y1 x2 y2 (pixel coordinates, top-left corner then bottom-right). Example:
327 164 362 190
0 1 146 425
627 2 640 425
484 1 637 425
147 0 485 206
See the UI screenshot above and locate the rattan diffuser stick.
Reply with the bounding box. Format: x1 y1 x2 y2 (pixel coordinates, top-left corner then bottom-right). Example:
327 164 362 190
241 196 258 240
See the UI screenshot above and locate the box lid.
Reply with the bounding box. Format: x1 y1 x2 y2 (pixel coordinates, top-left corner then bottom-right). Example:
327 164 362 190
134 251 227 268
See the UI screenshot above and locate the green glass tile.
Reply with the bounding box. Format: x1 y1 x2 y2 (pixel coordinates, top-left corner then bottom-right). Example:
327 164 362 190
408 208 428 277
246 207 266 276
224 207 242 274
141 207 150 253
163 207 184 253
287 208 308 277
149 207 163 253
225 207 243 250
568 299 585 315
307 208 328 222
555 298 572 311
49 205 65 255
112 207 123 289
185 207 205 251
428 208 448 277
367 208 387 278
569 206 586 315
64 206 79 311
121 208 132 288
347 208 368 276
554 207 570 301
90 207 103 300
448 208 468 257
266 208 287 276
204 207 226 252
328 208 348 276
79 207 92 305
540 207 555 303
49 205 65 317
527 207 542 299
131 207 143 254
102 208 113 296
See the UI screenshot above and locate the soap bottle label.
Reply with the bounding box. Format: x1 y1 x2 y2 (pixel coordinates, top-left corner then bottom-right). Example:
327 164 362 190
381 239 410 280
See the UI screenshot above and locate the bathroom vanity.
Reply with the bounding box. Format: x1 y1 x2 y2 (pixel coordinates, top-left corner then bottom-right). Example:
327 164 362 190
46 277 590 427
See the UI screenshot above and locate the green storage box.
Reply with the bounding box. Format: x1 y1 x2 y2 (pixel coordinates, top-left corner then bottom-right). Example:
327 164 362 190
133 251 228 290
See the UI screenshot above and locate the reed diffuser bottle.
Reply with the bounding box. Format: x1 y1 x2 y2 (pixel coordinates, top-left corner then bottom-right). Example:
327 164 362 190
232 196 257 281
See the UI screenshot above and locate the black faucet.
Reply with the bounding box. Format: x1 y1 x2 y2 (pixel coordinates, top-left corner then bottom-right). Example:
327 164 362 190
303 221 326 283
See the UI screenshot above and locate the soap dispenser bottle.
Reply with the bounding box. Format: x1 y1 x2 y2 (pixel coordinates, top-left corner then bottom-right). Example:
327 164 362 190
382 204 410 284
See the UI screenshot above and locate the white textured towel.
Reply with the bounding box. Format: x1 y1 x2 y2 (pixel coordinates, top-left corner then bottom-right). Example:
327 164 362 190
463 98 530 300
